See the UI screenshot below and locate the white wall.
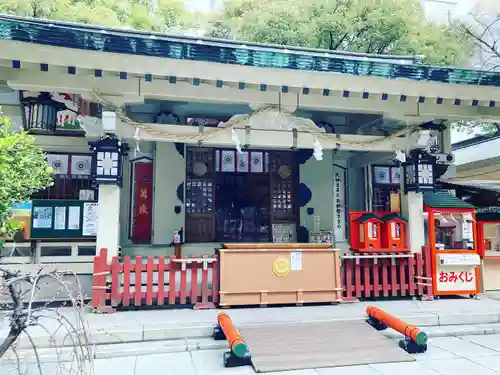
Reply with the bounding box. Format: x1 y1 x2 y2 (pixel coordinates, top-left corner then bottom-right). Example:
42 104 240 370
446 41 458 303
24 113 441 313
152 142 186 244
0 89 23 131
299 151 334 233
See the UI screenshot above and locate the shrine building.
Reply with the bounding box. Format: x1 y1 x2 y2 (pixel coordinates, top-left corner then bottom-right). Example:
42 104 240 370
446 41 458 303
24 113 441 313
1 14 500 300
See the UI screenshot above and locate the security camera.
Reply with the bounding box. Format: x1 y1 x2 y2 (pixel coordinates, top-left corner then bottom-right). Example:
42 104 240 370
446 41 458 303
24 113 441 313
434 153 455 164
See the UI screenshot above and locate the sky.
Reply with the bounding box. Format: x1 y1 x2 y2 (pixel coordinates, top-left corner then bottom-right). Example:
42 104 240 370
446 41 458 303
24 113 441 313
187 0 219 12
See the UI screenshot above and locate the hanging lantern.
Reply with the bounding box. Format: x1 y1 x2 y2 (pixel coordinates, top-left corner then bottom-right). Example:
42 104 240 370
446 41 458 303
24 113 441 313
21 92 66 132
402 150 436 193
88 135 129 187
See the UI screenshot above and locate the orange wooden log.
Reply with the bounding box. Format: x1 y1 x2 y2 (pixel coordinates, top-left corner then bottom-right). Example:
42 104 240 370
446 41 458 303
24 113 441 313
366 306 427 346
217 312 248 358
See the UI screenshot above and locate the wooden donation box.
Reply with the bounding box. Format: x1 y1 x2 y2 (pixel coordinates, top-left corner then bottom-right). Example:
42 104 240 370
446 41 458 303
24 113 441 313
381 213 407 251
349 211 409 253
355 214 383 250
218 243 342 307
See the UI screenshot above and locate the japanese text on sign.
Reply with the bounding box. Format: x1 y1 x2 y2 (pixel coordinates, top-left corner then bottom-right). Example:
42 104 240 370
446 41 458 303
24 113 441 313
138 203 148 215
333 164 346 242
439 271 474 284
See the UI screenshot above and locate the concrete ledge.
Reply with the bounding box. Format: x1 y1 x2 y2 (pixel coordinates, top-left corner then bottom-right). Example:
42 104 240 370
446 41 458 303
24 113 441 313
142 325 213 341
438 312 500 326
4 309 500 350
384 323 500 340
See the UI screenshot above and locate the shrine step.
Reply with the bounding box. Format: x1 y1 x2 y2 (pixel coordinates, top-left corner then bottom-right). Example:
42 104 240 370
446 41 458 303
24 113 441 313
4 323 500 364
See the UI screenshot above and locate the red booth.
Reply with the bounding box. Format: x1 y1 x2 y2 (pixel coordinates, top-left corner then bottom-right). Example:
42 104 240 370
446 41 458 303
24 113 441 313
423 191 480 297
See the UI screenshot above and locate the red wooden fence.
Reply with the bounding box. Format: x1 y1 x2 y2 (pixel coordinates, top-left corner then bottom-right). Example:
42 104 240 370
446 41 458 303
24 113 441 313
343 246 433 300
92 245 433 311
92 248 219 311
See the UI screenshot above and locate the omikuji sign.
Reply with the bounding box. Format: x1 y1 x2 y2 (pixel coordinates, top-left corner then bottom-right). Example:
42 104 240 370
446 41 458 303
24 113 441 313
435 265 478 292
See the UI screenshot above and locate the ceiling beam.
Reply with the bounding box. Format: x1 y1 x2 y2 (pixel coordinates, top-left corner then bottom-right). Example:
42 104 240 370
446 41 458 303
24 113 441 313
4 69 498 122
115 120 416 152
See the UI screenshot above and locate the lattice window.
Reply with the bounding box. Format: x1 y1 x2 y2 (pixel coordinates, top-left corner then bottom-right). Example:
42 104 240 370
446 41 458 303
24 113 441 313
271 153 294 213
186 148 214 214
187 148 214 176
186 179 213 213
32 175 96 200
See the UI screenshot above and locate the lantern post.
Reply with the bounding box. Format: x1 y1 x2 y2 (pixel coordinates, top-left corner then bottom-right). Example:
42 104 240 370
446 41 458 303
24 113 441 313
88 117 129 260
88 134 128 188
20 92 66 133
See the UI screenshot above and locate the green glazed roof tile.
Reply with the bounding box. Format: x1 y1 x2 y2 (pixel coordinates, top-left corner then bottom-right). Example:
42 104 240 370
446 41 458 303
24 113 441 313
354 213 383 222
381 213 407 223
1 15 500 87
423 191 475 209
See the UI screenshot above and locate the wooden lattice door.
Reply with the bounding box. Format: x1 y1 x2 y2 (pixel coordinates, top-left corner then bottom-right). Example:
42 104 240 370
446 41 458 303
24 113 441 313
270 151 298 241
185 147 216 242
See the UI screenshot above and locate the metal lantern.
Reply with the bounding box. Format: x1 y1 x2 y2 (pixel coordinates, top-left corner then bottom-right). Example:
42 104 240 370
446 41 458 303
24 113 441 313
88 135 129 187
402 150 436 194
21 92 66 132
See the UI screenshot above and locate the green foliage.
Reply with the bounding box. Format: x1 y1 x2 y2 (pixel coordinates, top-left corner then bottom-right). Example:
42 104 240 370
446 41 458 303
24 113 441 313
452 120 500 134
0 112 53 247
0 0 191 32
206 0 472 66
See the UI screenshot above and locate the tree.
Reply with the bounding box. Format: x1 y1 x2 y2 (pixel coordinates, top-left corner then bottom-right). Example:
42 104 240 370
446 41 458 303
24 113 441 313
0 0 193 32
461 9 500 71
453 7 500 133
0 112 53 248
205 0 472 66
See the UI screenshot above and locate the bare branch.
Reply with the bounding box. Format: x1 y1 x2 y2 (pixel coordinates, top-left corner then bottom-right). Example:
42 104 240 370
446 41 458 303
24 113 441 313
463 24 500 59
0 267 93 375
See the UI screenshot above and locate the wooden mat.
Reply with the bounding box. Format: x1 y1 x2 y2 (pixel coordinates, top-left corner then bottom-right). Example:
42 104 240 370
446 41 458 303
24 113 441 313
239 320 415 373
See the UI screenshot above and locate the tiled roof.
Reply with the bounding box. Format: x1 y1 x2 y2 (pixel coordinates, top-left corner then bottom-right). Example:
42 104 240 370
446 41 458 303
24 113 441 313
2 14 500 87
354 213 383 222
381 213 407 223
423 190 475 209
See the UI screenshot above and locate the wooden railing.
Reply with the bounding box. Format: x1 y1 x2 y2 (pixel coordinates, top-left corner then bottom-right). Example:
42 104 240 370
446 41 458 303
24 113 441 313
92 248 219 312
342 246 433 300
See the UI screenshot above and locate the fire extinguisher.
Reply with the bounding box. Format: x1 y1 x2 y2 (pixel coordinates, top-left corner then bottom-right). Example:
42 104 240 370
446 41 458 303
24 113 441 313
173 231 181 258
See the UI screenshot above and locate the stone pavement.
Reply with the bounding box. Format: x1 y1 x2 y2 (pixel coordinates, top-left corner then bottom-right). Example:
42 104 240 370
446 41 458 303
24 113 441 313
3 335 500 375
4 297 500 350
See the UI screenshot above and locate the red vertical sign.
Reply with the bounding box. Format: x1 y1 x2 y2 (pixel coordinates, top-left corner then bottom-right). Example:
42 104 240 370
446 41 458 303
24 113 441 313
132 162 153 244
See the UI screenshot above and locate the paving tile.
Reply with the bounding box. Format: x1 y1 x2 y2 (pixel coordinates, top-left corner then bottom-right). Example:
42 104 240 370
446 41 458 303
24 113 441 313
461 335 500 352
412 346 458 361
369 361 441 375
190 349 255 375
468 355 500 372
430 337 499 358
271 370 318 375
135 352 196 375
420 358 496 375
93 357 137 375
0 361 81 375
317 365 381 375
